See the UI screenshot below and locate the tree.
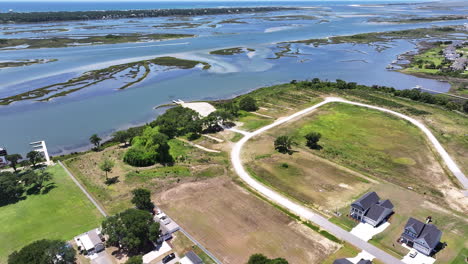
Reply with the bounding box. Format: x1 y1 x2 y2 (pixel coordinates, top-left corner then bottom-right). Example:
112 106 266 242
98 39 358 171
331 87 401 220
89 134 102 149
247 254 288 264
113 130 131 146
101 209 160 253
8 239 76 264
463 101 468 113
131 188 154 212
304 132 322 149
124 147 157 167
22 170 52 191
274 136 294 154
26 151 43 168
239 96 258 112
0 171 23 205
126 256 143 264
6 154 22 172
99 159 115 180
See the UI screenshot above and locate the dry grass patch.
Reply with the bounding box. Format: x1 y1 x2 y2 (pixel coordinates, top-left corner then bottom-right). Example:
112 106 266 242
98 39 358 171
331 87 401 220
154 177 340 264
64 140 228 214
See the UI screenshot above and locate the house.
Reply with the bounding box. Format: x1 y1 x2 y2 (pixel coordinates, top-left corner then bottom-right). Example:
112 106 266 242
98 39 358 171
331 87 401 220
180 251 203 264
350 192 394 227
399 217 442 256
74 228 105 255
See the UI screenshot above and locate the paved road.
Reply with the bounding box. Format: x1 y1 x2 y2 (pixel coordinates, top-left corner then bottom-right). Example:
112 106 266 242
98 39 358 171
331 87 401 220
231 97 467 264
59 160 108 217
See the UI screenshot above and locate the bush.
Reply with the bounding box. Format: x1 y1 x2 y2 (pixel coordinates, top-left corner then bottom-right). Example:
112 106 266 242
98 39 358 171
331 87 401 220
239 96 259 112
123 147 157 167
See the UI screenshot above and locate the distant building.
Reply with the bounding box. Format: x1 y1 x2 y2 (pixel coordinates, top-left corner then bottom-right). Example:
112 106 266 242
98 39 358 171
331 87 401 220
180 251 203 264
399 217 442 256
0 147 7 167
350 192 394 227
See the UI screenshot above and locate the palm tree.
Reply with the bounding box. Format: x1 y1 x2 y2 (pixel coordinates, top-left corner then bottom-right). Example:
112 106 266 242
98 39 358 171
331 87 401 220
89 134 102 150
99 159 114 181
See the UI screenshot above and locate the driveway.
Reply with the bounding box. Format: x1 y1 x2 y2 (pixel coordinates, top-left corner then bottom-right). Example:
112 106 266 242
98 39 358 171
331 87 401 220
230 97 467 264
91 251 114 264
350 222 390 242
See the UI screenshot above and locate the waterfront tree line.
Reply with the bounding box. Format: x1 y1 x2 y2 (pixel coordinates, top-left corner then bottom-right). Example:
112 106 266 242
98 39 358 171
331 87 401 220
0 7 294 23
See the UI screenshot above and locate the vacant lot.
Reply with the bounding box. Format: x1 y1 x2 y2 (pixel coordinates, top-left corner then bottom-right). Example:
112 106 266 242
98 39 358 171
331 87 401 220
256 102 466 210
64 139 228 214
154 177 340 264
0 165 103 263
243 137 374 211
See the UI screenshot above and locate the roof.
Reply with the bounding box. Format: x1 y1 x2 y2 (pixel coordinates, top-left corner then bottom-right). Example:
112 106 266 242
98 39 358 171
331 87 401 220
88 230 102 246
404 217 425 235
365 204 389 222
74 229 102 251
357 259 372 264
379 199 394 209
416 224 442 249
352 192 380 211
142 242 172 263
333 259 353 264
185 251 203 264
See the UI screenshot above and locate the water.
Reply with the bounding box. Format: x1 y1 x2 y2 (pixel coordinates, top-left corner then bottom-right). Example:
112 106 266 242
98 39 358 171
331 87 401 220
0 1 430 12
0 0 466 155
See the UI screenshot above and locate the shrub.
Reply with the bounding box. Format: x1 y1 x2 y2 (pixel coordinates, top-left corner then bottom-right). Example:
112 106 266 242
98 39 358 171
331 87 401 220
239 96 259 112
123 147 157 167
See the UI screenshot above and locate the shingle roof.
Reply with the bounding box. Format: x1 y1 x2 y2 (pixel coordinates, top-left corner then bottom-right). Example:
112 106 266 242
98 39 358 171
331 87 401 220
357 259 372 264
185 251 203 264
379 199 394 209
365 204 388 222
416 224 442 249
405 217 425 235
352 192 380 211
333 259 353 264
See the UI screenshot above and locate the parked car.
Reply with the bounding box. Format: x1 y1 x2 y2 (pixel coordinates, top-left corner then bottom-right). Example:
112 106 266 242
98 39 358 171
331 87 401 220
409 251 418 258
160 215 172 225
162 253 176 263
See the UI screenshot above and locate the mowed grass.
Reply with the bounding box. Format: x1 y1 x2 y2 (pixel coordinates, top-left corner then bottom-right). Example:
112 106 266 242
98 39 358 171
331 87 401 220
367 184 468 263
0 165 103 263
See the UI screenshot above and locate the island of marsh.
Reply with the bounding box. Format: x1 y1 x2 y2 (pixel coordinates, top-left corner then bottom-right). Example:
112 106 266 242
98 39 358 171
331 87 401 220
0 33 194 50
209 47 255 56
0 58 57 69
0 165 103 263
0 56 210 105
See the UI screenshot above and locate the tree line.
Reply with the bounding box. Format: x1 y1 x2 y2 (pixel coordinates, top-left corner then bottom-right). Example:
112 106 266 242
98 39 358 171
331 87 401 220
293 78 468 113
0 7 294 23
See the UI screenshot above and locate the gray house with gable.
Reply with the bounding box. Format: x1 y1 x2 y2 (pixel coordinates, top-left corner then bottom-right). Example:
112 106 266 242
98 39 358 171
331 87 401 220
400 217 442 256
350 192 394 227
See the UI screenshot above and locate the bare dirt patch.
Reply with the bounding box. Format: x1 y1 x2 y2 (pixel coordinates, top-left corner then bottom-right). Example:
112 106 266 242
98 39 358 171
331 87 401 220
154 177 340 264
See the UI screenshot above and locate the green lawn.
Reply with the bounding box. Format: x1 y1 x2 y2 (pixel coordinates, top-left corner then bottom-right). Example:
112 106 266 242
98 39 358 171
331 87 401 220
238 111 273 131
0 165 103 262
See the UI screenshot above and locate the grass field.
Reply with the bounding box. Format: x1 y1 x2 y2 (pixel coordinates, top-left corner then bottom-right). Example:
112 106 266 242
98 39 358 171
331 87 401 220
0 165 103 263
64 139 228 214
244 101 463 210
154 177 340 264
